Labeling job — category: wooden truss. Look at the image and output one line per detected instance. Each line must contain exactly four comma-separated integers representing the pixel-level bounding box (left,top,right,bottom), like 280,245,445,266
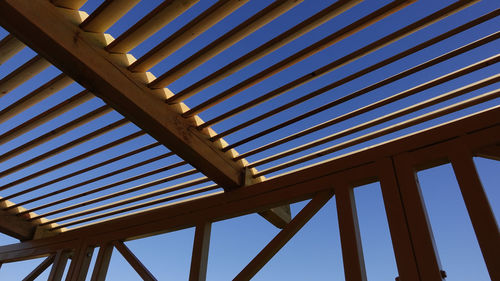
0,0,498,280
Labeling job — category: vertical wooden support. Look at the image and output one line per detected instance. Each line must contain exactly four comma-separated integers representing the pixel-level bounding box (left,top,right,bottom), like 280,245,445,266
22,254,55,281
377,158,421,281
393,153,443,281
335,184,367,281
114,241,157,281
90,243,114,281
65,244,94,281
48,250,70,281
448,140,500,280
233,190,333,281
189,222,212,281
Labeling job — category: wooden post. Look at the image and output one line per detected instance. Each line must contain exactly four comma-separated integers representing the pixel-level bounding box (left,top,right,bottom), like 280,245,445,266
393,153,443,281
90,243,114,281
335,184,367,281
189,222,212,281
377,157,421,281
48,250,70,281
65,243,94,281
448,139,500,280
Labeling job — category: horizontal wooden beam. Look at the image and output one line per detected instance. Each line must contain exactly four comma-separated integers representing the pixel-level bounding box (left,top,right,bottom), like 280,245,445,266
0,101,498,263
476,143,500,161
0,0,244,190
0,207,35,241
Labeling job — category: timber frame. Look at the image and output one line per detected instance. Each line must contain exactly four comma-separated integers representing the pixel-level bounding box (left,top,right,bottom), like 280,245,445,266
0,0,498,280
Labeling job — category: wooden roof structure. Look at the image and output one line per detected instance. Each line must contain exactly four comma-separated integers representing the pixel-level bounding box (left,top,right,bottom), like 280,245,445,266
0,0,498,280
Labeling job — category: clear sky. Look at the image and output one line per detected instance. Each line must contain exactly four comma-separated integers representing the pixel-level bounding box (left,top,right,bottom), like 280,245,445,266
0,0,499,280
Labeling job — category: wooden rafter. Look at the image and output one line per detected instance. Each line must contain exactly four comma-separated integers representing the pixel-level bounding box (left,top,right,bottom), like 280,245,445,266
0,198,64,241
0,0,244,190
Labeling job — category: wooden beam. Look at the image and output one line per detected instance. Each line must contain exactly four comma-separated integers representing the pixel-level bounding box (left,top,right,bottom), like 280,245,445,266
22,254,55,281
335,186,367,281
0,0,243,190
48,250,70,281
0,74,73,126
189,222,211,281
90,243,114,281
65,244,94,281
149,0,303,90
377,158,420,281
0,106,499,263
114,241,157,281
51,0,86,10
105,0,199,54
80,0,141,33
448,140,500,280
0,203,36,241
476,143,500,161
234,190,333,281
0,34,24,65
0,55,50,95
130,0,249,72
393,153,443,281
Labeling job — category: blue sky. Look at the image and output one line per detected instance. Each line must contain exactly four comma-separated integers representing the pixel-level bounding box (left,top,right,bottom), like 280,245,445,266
0,0,498,280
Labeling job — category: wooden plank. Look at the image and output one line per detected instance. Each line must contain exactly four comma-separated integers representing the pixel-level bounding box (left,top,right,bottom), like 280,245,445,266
0,239,79,264
137,0,358,74
0,105,112,167
0,118,127,179
130,0,250,72
80,0,141,33
185,0,414,118
393,153,443,281
192,0,478,121
476,143,500,161
114,241,157,281
189,222,211,281
65,244,94,281
0,74,73,125
0,205,36,241
335,185,367,281
377,158,420,281
0,89,93,145
106,0,199,53
39,176,208,226
150,0,303,90
52,185,219,231
233,190,333,281
51,0,86,10
252,88,500,176
0,106,498,262
48,250,70,281
12,152,175,214
217,30,500,144
448,140,500,280
244,54,500,166
1,131,147,203
90,243,113,281
22,254,55,281
0,55,50,95
0,34,24,65
0,0,244,190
